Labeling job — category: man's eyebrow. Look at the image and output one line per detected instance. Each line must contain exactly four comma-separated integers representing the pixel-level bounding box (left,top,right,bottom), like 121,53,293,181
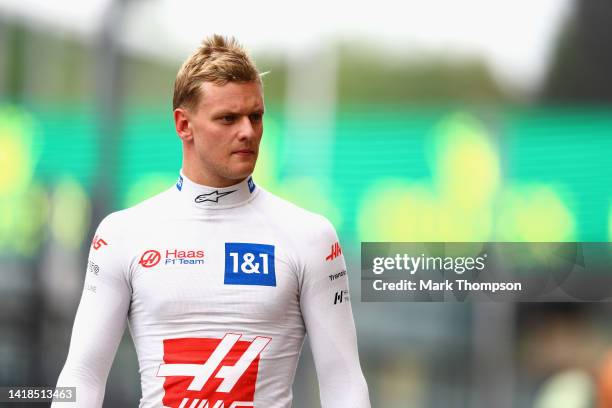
213,108,265,116
213,110,239,116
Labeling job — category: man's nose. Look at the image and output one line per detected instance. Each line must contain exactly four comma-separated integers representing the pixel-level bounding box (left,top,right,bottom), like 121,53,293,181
236,116,256,140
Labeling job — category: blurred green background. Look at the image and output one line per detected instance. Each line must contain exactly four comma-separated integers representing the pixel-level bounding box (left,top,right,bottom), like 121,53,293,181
1,0,612,407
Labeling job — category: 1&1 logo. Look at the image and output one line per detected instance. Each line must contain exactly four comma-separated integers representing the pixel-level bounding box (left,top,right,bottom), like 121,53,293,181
224,243,276,287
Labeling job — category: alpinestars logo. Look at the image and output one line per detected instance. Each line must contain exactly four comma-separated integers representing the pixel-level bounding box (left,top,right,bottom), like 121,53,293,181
195,190,236,204
157,334,271,408
325,242,342,261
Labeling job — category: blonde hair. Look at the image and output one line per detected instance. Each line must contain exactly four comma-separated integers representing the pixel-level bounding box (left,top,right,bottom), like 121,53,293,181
173,34,261,110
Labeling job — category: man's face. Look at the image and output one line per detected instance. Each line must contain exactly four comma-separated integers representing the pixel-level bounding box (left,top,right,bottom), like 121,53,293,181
184,81,264,186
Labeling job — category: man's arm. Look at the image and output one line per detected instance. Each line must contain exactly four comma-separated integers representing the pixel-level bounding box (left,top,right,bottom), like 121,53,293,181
299,217,371,408
52,213,131,407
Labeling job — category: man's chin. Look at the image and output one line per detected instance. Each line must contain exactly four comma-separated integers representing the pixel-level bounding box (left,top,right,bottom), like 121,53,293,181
227,163,256,180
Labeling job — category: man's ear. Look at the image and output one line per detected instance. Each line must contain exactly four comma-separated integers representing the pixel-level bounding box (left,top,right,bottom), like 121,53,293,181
174,108,193,141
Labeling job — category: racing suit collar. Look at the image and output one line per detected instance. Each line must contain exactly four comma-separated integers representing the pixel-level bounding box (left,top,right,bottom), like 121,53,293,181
175,169,257,209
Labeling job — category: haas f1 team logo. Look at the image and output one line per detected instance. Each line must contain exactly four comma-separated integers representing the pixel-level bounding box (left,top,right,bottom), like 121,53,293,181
157,334,271,408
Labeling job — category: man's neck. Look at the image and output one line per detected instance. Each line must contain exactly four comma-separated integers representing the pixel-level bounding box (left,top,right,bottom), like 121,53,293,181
181,165,245,188
175,169,257,209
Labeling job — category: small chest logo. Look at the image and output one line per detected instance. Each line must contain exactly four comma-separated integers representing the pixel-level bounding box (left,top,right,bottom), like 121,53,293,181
224,243,276,287
138,249,205,268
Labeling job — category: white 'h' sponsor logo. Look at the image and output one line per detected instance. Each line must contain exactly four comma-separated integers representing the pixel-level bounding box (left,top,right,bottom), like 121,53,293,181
157,333,271,393
177,399,254,408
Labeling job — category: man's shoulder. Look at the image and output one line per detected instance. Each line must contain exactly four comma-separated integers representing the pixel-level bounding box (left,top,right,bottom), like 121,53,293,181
96,187,175,231
255,188,337,238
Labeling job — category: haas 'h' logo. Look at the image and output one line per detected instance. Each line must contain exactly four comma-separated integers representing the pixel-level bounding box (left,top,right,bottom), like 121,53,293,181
157,334,271,408
325,242,342,261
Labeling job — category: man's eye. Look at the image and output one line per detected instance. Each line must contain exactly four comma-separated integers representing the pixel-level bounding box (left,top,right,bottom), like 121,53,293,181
249,113,262,123
221,115,236,123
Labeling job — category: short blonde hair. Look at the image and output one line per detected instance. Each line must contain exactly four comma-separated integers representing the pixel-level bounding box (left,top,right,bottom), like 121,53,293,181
173,34,261,110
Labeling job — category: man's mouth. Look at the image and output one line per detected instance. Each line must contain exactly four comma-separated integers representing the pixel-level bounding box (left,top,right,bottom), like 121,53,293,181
232,149,255,155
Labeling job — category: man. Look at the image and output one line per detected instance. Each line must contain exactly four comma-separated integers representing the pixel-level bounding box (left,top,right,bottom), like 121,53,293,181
54,35,370,408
